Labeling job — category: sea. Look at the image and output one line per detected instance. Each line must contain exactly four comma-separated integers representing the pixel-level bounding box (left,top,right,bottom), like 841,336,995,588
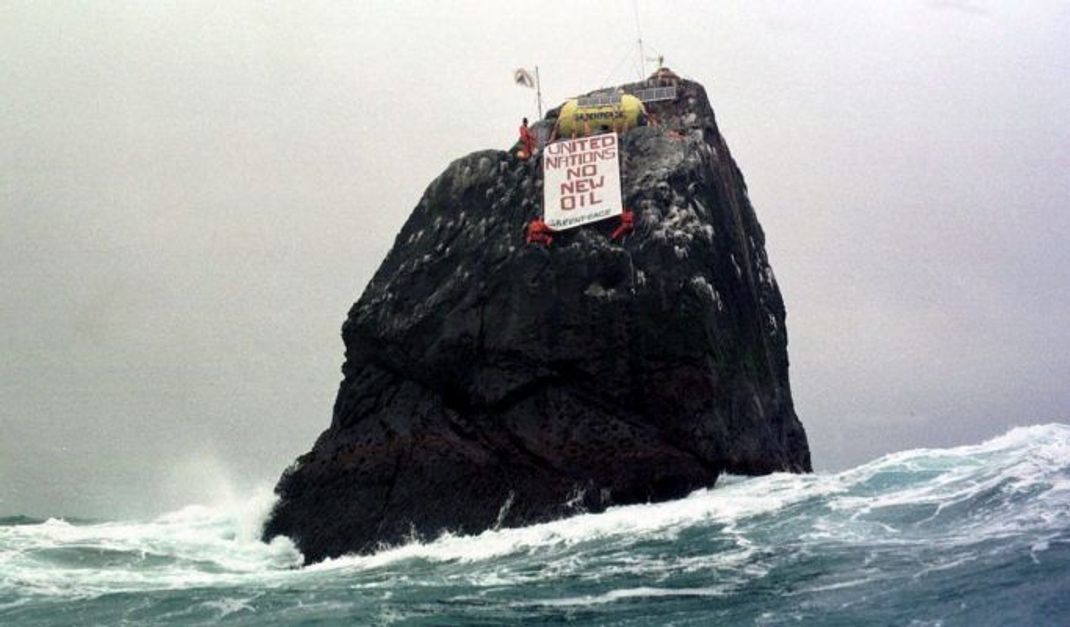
2,424,1068,626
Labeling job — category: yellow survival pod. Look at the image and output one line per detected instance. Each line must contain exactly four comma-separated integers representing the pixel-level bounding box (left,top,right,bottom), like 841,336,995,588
556,93,648,138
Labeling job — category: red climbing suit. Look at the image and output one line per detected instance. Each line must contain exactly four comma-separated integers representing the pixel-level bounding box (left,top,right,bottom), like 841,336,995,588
526,218,553,246
611,209,635,241
519,123,536,157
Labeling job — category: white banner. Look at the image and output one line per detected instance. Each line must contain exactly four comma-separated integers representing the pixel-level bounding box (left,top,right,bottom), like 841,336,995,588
542,132,622,231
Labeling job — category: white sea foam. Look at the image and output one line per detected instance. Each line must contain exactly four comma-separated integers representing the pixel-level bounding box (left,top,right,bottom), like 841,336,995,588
528,585,727,607
2,424,1068,603
313,424,1070,575
308,474,825,575
0,486,301,598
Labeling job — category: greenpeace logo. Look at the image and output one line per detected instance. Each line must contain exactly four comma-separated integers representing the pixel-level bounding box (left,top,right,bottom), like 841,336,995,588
547,208,615,229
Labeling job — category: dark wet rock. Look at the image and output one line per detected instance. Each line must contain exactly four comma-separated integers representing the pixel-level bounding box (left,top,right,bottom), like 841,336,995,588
263,77,811,563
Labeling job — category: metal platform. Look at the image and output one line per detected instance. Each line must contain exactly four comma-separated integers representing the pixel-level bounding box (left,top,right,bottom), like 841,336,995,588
577,91,624,108
629,85,677,103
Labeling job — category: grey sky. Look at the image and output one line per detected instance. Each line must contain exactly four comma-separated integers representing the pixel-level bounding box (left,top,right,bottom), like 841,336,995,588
2,1,1068,519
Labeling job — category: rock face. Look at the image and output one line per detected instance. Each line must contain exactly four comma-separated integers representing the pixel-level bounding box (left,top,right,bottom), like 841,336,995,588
263,77,811,563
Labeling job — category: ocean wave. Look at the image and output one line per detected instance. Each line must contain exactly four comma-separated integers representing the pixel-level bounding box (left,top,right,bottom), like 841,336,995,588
0,516,46,527
312,423,1070,571
2,424,1068,624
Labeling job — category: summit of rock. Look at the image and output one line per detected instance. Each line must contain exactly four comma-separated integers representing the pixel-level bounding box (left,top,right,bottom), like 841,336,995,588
263,76,811,563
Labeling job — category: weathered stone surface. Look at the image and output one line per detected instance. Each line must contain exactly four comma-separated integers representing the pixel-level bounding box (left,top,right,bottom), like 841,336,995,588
263,78,811,563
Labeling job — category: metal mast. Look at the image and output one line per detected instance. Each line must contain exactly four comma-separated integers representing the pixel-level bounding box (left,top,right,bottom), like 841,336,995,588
633,0,645,78
535,65,543,119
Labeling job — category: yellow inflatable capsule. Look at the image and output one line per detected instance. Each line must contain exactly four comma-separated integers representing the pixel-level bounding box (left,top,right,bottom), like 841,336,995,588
556,93,647,138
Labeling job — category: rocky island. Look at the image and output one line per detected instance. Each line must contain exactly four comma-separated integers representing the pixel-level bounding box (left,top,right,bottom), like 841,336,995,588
263,73,811,563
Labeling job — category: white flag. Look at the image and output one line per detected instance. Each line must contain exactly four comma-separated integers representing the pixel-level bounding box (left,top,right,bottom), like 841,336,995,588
513,68,535,89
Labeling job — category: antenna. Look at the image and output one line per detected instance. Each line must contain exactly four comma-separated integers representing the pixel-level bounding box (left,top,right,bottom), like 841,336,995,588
633,0,645,78
535,66,543,119
645,43,665,70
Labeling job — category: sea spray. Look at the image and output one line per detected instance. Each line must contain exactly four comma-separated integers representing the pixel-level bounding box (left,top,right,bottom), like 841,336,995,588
0,486,301,600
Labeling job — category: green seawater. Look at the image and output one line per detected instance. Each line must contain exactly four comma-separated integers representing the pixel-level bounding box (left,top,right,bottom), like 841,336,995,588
3,424,1069,625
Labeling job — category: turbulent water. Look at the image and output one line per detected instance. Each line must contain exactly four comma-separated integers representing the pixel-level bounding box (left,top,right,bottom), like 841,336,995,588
3,425,1069,626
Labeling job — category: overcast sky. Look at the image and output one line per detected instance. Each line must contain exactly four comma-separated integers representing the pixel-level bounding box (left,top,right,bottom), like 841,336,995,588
2,1,1068,519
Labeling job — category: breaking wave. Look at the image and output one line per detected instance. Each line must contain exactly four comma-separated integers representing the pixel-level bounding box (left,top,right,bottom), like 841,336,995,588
3,424,1069,624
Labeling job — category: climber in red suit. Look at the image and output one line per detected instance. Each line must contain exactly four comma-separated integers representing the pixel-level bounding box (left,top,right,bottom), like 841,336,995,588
519,117,536,159
611,208,635,241
526,218,553,246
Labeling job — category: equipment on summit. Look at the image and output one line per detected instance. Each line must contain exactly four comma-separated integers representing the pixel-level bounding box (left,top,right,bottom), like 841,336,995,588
522,66,683,241
555,93,647,138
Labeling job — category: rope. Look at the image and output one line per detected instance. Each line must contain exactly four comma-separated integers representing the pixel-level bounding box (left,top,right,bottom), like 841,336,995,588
599,40,637,88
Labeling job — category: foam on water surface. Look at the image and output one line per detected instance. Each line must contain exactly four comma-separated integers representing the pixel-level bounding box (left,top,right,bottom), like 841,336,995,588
2,424,1069,624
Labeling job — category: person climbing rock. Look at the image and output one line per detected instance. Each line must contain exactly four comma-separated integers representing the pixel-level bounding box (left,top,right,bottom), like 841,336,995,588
611,208,635,241
519,117,536,159
526,218,553,246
